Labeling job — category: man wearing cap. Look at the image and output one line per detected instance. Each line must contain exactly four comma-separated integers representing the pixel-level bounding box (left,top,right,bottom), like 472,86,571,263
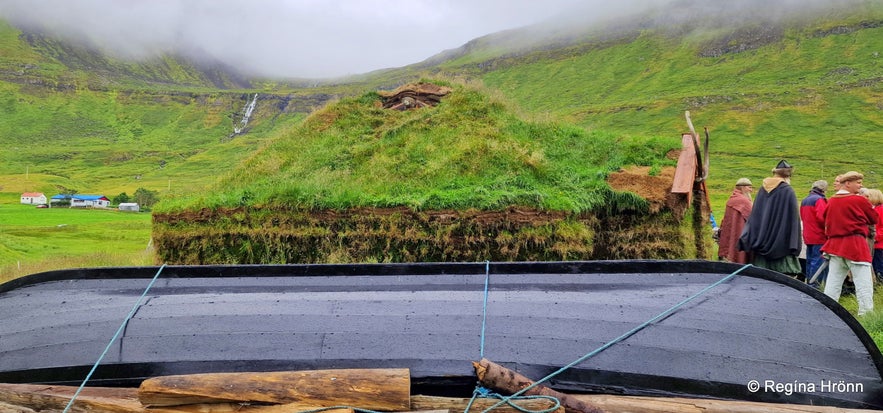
717,178,753,263
822,171,877,316
738,160,803,276
801,180,829,288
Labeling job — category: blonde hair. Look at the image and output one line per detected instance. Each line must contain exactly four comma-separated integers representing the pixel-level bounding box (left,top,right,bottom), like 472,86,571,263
841,171,864,183
867,189,883,206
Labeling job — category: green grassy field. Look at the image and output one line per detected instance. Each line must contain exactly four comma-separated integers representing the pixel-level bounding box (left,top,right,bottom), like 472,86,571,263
0,195,153,283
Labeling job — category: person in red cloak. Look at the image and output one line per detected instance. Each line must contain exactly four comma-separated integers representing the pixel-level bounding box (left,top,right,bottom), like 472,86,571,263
718,178,753,263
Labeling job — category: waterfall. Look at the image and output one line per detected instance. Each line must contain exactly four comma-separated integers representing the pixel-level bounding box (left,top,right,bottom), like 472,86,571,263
234,94,258,134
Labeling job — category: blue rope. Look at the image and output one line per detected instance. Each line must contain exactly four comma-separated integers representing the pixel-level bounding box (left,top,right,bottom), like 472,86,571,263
480,260,490,359
465,385,560,413
479,263,752,413
469,261,561,413
62,264,167,413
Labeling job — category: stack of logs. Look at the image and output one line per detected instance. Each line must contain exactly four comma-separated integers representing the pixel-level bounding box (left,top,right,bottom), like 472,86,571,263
0,359,873,413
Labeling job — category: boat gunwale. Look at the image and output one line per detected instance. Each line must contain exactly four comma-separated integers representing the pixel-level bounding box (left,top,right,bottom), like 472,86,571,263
2,259,882,408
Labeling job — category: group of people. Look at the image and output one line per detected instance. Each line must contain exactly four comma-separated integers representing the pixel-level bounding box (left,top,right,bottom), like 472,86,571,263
716,160,883,316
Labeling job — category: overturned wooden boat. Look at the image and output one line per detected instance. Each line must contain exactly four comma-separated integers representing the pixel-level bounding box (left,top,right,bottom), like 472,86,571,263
1,260,881,409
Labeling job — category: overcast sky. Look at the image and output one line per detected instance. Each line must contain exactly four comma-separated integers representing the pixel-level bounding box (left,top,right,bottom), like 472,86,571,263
0,0,670,79
0,0,860,79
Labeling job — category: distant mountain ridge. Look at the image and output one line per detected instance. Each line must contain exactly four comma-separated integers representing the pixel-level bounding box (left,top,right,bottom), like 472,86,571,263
20,30,255,89
415,0,878,72
0,22,244,90
1,1,878,89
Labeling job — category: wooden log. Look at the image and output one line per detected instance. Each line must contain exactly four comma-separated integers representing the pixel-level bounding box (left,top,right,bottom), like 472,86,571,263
150,403,354,413
411,395,562,413
137,369,410,410
473,359,603,413
0,383,356,413
0,383,142,413
0,400,37,413
572,394,880,413
0,383,879,413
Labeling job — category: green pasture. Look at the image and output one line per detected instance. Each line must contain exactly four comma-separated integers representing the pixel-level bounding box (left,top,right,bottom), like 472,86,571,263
0,195,153,283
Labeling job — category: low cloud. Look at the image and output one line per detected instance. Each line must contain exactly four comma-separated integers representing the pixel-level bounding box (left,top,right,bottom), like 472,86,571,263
0,0,864,79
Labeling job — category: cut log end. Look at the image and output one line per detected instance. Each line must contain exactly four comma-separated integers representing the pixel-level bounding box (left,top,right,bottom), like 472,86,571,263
474,359,604,413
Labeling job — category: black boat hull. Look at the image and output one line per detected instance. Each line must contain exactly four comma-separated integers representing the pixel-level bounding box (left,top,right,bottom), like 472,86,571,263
1,260,881,408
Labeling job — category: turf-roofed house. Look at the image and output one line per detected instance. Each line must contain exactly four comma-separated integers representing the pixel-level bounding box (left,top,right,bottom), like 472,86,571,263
151,81,700,265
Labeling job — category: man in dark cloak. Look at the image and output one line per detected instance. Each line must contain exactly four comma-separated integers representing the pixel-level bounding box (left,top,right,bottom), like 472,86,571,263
738,160,803,276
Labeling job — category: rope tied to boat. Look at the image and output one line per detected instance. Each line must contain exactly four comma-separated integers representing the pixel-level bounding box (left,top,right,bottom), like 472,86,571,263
465,385,561,413
479,260,491,359
62,264,167,413
469,261,563,413
472,263,753,413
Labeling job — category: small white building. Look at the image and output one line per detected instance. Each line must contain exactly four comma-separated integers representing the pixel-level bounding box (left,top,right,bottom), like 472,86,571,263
71,195,110,208
52,194,111,208
118,203,140,212
20,192,47,205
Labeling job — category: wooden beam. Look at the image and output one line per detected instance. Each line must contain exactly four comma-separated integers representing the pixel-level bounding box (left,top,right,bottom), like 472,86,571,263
137,369,410,410
0,382,879,413
411,395,562,413
671,133,698,197
572,394,877,413
0,383,142,413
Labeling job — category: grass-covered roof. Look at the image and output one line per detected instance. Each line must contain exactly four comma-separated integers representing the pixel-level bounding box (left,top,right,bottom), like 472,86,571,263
157,81,679,214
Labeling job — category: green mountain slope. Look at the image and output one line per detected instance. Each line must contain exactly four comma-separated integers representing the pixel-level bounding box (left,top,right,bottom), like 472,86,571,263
0,20,329,197
4,2,881,208
479,18,883,179
430,1,883,209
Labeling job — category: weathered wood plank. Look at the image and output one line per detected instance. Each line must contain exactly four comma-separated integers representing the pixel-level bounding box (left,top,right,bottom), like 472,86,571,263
411,395,560,413
0,400,37,413
0,382,880,413
0,384,356,413
0,383,141,413
572,394,880,413
150,403,354,413
137,369,410,410
671,133,697,196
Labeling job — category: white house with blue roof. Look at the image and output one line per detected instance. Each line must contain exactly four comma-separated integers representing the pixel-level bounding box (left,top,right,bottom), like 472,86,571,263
51,194,111,208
